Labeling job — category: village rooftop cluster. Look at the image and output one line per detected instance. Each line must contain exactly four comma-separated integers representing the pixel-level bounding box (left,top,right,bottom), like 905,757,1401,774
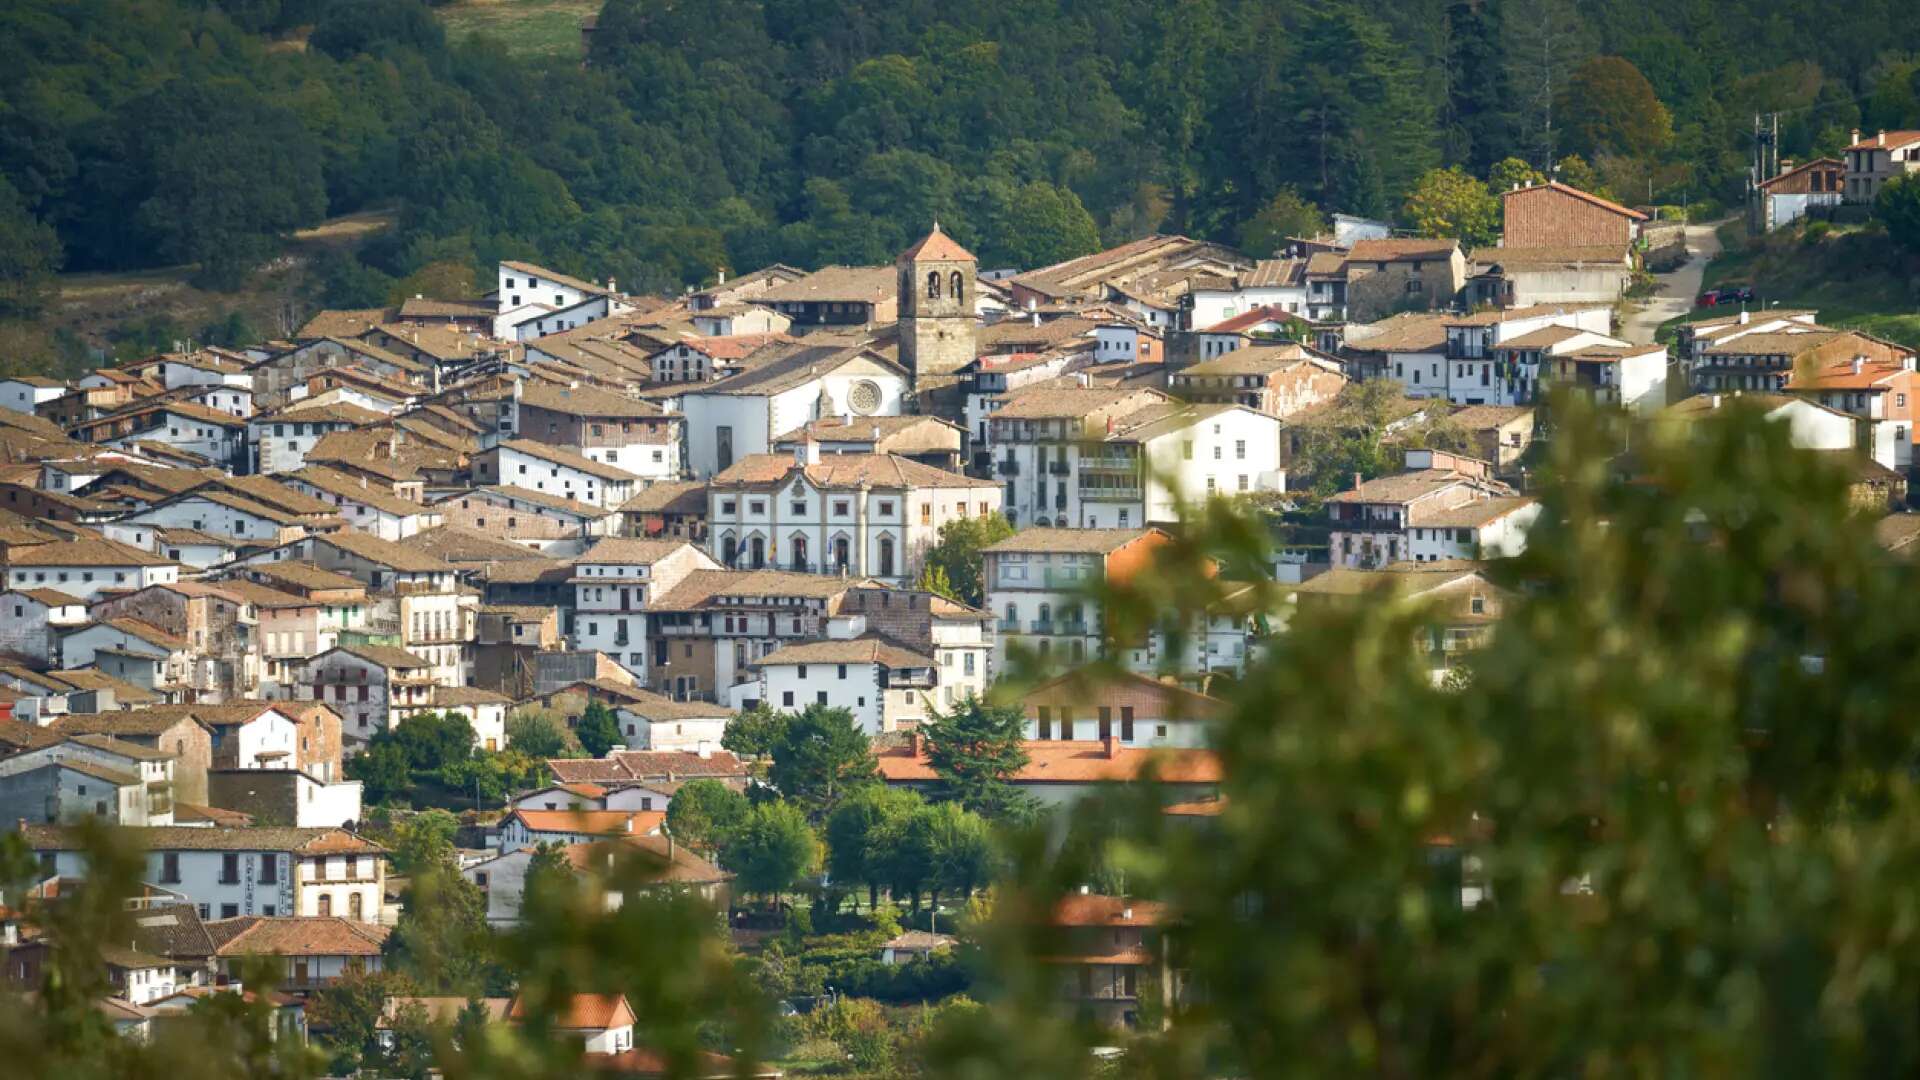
3,165,1919,1068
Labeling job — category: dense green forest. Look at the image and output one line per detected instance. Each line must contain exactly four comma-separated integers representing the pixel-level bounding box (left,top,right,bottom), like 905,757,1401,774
5,0,1920,321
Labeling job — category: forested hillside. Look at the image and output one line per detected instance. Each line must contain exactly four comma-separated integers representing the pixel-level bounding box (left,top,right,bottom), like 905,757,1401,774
4,0,1919,330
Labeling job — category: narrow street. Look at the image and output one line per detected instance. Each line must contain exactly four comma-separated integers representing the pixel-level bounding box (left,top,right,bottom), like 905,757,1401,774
1620,220,1729,345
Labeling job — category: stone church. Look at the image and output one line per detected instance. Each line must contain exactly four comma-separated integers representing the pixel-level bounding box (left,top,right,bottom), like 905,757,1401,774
895,224,978,408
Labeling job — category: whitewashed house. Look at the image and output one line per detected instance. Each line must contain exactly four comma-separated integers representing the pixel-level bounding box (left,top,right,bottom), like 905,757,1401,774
679,345,910,478
754,636,941,735
4,540,178,601
471,439,642,510
293,645,434,747
283,466,441,541
568,538,722,680
988,386,1283,527
706,444,1000,582
0,376,67,414
23,825,387,923
247,402,386,475
0,588,88,666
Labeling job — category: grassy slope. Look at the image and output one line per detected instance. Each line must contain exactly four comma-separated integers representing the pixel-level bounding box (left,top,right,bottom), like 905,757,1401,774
49,208,395,362
1664,219,1920,346
437,0,600,59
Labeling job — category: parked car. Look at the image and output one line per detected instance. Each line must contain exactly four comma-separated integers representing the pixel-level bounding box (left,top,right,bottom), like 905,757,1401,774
1696,290,1722,307
1722,286,1755,304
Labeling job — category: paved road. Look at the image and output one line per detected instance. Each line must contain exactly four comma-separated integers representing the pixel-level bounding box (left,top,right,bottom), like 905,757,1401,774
1620,220,1728,345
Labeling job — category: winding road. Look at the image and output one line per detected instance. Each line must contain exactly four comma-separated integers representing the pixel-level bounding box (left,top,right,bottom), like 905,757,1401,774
1620,220,1728,345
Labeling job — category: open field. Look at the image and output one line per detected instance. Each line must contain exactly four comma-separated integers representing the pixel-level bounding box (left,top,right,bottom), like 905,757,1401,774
438,0,599,58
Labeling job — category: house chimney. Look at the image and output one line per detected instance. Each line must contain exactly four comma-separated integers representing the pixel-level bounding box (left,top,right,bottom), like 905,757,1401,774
1778,158,1794,177
717,269,727,284
1031,310,1040,328
1353,471,1364,491
607,278,617,294
910,730,923,757
1880,131,1889,146
1854,356,1865,376
797,435,820,466
1852,128,1862,146
1122,904,1133,921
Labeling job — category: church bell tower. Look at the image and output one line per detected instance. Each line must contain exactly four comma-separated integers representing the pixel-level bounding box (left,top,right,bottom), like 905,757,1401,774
896,223,978,398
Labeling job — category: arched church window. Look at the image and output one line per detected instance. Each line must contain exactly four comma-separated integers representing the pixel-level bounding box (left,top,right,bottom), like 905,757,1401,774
926,271,941,299
950,270,964,299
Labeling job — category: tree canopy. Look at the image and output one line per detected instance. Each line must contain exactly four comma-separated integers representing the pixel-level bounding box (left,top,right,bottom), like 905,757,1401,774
767,704,879,817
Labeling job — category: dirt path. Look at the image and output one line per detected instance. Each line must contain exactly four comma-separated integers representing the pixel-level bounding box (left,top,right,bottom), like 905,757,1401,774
1620,220,1729,345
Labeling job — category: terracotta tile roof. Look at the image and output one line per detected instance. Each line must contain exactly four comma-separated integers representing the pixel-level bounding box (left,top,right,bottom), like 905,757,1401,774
665,332,792,360
52,757,141,786
772,415,962,452
1343,312,1452,354
1846,131,1920,151
982,526,1162,555
52,711,200,739
335,644,432,670
1049,893,1169,927
698,344,904,397
242,562,366,593
545,749,752,785
501,260,611,297
509,991,636,1031
1325,469,1477,505
1178,345,1326,378
1197,305,1303,334
1502,180,1649,221
1446,404,1535,429
494,439,642,483
1244,257,1307,288
576,537,701,565
619,480,708,515
1443,302,1612,327
712,452,995,491
463,484,613,518
507,808,662,837
755,636,934,669
410,525,545,564
22,824,383,854
208,916,390,958
1407,494,1537,528
297,308,391,339
1785,355,1913,390
515,379,669,420
877,740,1222,785
897,225,975,264
11,587,85,607
646,568,861,611
312,528,454,573
132,903,218,959
1347,238,1460,262
757,265,895,305
67,733,175,761
288,466,431,518
6,537,173,567
172,803,254,826
430,685,511,708
989,385,1165,420
1495,325,1593,350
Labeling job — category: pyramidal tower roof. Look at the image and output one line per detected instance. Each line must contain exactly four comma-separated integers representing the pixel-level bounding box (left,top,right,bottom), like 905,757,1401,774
897,223,975,264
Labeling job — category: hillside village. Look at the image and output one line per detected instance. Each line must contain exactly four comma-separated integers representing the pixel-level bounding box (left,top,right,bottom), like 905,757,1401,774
6,158,1920,1074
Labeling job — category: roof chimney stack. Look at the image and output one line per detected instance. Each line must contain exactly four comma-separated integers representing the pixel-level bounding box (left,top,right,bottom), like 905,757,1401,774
1880,130,1889,146
1852,128,1862,146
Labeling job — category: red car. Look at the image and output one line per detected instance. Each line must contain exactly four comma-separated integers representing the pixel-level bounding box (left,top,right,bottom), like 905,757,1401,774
1698,287,1755,307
